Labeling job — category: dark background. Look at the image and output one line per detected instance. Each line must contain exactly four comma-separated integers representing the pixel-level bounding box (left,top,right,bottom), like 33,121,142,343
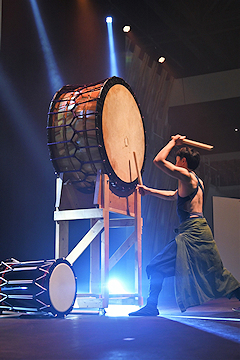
1,0,240,295
0,0,129,293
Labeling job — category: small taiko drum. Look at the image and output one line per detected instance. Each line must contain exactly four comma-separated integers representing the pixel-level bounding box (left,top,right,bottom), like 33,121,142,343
0,258,77,317
47,76,146,196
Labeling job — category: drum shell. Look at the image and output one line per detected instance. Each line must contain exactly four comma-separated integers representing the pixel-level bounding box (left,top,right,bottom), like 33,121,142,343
0,259,77,316
47,82,104,193
47,77,146,196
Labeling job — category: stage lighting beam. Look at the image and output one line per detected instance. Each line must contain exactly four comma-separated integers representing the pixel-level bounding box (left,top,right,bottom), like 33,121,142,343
30,0,63,94
0,63,51,181
106,16,119,77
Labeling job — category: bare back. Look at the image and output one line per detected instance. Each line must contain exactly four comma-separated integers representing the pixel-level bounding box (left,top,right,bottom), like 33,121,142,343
178,172,204,217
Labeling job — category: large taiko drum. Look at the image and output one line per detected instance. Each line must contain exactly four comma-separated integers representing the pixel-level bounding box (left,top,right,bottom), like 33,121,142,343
47,76,146,196
0,258,77,317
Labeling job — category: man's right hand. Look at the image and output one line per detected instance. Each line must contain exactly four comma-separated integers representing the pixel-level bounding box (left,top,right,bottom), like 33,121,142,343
171,134,186,146
137,184,149,196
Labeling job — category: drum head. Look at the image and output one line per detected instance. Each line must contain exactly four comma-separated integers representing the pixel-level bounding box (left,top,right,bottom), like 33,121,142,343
48,260,76,316
97,77,145,196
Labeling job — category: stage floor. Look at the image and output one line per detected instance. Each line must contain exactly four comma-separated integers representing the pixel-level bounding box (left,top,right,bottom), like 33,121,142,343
0,298,239,360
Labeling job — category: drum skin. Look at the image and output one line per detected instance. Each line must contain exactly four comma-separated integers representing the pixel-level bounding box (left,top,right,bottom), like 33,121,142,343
0,258,77,317
47,77,146,196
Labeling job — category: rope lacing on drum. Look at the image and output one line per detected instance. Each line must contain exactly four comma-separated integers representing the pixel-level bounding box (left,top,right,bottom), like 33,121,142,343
35,298,49,310
0,261,13,274
0,277,7,286
0,293,8,303
47,84,105,192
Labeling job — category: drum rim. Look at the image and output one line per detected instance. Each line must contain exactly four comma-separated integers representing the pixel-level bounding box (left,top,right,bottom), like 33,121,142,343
96,76,146,196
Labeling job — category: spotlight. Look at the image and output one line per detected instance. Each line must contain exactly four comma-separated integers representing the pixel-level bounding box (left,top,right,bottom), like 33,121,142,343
106,15,119,76
123,25,131,33
158,56,166,63
106,16,112,23
108,279,127,294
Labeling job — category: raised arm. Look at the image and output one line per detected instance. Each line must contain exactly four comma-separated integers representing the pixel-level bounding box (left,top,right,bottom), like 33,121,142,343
153,135,191,182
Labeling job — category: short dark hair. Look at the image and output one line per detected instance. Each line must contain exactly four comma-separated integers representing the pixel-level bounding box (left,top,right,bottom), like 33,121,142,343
176,147,200,170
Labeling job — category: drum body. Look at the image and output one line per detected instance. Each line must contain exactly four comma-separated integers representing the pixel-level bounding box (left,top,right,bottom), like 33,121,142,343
0,258,77,316
47,76,146,196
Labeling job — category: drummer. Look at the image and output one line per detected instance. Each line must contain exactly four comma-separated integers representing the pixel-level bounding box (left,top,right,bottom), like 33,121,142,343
129,134,240,316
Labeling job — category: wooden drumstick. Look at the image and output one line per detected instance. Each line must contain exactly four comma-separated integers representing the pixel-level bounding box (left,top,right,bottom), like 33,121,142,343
172,137,214,151
133,151,143,185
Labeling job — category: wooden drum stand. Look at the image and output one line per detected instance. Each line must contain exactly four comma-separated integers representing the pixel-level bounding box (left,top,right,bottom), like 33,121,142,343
54,172,143,312
47,76,147,313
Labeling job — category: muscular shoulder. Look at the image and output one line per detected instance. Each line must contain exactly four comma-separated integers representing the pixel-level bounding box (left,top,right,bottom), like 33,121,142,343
189,173,204,193
191,172,204,186
179,172,203,197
